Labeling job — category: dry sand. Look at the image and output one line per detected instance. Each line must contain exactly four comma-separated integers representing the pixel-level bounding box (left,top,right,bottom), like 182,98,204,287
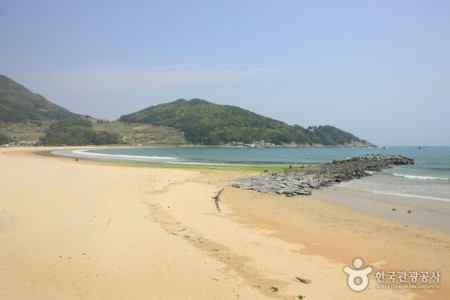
1,147,449,299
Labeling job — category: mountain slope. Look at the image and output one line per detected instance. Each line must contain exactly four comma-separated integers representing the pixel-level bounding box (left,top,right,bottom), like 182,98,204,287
120,98,373,146
0,75,75,123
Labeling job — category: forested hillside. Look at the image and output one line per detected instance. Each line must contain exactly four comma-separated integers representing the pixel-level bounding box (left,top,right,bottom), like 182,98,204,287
120,99,371,146
1,75,373,147
0,75,75,123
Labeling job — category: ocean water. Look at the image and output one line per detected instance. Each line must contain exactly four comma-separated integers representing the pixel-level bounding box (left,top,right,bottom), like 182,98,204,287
53,146,450,202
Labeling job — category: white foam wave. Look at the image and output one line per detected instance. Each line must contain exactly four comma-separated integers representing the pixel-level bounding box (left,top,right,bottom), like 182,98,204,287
73,150,177,161
371,190,450,202
393,173,449,181
341,185,450,202
168,161,249,166
53,150,177,161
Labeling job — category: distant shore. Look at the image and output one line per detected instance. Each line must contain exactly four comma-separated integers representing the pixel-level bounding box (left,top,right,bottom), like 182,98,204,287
1,147,448,299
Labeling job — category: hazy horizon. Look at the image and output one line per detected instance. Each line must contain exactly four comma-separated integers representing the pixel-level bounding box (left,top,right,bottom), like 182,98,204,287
1,1,449,146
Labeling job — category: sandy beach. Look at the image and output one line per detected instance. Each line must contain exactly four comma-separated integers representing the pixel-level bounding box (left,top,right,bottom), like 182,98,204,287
1,147,449,299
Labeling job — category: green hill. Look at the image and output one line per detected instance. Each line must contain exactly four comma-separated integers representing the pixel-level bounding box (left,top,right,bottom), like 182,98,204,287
0,75,75,123
0,75,373,147
0,75,184,145
120,98,373,146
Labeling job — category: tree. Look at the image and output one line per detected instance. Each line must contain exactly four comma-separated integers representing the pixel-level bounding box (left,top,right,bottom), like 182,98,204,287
0,132,10,144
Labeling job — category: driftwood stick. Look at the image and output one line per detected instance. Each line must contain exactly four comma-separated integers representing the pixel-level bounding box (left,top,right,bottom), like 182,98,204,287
212,188,224,212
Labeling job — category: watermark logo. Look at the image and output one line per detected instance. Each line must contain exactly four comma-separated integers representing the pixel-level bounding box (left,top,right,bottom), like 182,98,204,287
344,258,373,292
344,257,441,292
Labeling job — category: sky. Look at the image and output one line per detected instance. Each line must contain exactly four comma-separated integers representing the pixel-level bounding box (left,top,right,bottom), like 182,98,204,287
1,0,449,146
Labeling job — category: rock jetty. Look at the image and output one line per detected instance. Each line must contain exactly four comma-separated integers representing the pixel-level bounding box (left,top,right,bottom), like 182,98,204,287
232,154,414,197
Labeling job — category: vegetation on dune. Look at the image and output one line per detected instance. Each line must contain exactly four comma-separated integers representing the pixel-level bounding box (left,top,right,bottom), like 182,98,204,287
120,99,370,146
41,116,121,146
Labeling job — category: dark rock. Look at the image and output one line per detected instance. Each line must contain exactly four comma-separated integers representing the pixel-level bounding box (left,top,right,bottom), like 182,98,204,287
232,154,413,197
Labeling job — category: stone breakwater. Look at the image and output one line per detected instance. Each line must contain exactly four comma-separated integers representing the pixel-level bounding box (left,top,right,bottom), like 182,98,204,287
232,154,414,197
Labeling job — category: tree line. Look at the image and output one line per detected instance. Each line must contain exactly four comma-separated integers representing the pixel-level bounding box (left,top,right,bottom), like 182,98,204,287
41,116,120,146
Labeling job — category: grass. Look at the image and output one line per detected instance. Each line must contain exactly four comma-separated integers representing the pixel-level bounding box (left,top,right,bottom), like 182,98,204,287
81,159,295,173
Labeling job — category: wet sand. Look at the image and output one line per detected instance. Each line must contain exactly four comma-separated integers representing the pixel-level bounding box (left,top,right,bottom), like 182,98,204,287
0,147,449,299
313,186,450,233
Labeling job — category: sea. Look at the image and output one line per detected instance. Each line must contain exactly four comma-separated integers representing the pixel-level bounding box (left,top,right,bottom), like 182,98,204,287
53,146,450,202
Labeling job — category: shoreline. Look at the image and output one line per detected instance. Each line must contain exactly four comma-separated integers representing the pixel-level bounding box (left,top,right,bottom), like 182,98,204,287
39,149,290,172
1,147,449,299
26,148,450,238
45,145,384,166
313,186,450,234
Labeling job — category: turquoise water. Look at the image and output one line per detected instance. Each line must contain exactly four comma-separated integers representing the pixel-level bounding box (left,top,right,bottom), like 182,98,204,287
54,146,450,202
338,147,450,202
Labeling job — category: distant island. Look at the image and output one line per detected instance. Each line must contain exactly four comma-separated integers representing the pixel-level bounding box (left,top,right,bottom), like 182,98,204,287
1,75,375,147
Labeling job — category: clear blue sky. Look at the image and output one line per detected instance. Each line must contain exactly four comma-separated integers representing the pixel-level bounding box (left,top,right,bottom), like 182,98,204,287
1,0,449,146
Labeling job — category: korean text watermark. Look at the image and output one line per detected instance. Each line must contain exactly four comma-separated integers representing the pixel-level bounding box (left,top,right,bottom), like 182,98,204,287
375,270,441,290
344,257,441,292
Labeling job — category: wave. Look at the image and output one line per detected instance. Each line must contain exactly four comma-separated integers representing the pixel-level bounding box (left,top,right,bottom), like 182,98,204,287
168,161,249,166
53,150,178,161
393,173,449,181
371,190,450,202
341,186,450,203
